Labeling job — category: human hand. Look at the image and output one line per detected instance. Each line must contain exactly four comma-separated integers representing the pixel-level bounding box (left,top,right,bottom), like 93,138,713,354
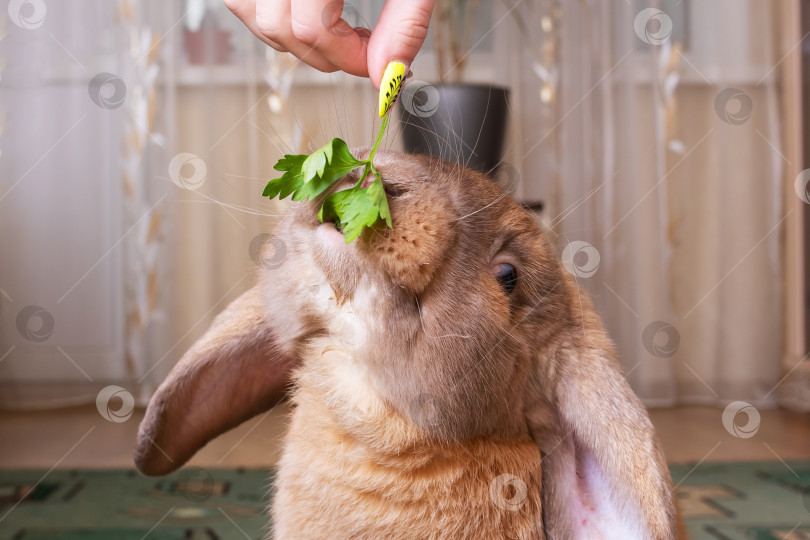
224,0,435,89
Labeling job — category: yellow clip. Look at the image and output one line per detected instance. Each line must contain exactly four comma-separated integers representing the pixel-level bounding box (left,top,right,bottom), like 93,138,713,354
378,61,405,118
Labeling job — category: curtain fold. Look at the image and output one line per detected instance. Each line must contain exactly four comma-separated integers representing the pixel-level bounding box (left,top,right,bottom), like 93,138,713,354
0,0,800,411
0,0,378,408
499,0,789,407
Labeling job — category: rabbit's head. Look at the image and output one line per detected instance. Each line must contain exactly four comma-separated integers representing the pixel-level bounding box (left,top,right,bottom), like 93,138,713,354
275,150,571,443
135,150,679,539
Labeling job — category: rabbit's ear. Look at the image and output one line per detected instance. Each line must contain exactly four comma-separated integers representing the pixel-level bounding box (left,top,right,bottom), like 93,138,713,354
135,285,297,476
526,341,679,539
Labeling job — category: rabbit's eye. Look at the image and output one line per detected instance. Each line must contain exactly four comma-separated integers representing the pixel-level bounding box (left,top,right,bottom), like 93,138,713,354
493,263,517,294
384,184,407,198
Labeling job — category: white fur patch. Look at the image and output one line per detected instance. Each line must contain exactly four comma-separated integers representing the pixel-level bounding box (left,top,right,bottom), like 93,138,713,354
570,451,647,539
319,347,382,414
300,267,386,416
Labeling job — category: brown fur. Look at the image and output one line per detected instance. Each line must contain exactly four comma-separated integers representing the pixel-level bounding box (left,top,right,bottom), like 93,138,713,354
136,151,681,539
273,346,544,539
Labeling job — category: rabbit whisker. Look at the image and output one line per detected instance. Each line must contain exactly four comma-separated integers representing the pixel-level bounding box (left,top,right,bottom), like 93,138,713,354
445,281,561,396
556,231,589,338
454,190,510,222
223,173,271,181
413,296,470,340
181,191,286,218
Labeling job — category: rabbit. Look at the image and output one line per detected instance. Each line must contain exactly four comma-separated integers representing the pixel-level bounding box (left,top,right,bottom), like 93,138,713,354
134,149,684,539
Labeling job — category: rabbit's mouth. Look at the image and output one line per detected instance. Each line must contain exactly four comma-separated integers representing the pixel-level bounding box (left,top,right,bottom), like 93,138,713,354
317,218,346,245
312,173,376,244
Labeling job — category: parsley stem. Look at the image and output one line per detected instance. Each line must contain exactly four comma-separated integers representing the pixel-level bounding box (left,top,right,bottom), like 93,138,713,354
357,114,390,187
369,114,389,163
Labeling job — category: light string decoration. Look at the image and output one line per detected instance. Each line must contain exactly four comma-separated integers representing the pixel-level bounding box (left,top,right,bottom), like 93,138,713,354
118,0,166,389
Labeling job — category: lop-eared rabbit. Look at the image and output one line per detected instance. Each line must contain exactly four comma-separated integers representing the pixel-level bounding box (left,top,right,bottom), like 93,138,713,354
135,150,683,539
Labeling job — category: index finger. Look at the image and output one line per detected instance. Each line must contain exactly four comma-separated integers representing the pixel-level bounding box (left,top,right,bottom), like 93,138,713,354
290,0,370,77
367,0,434,88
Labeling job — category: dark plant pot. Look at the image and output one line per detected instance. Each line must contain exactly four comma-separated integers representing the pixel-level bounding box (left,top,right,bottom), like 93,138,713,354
398,83,510,174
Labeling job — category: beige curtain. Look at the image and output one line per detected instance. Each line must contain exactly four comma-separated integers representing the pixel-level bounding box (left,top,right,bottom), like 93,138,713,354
0,0,379,408
135,2,382,399
498,0,790,407
2,0,800,413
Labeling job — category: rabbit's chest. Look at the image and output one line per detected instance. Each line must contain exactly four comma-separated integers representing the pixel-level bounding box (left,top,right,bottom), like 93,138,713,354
271,347,544,539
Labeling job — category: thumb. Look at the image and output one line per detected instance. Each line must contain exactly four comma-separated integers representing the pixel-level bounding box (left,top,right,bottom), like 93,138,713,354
367,0,435,89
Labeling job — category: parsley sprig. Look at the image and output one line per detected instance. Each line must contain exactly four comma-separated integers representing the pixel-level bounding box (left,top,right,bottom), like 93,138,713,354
261,62,405,243
261,116,392,243
317,116,391,242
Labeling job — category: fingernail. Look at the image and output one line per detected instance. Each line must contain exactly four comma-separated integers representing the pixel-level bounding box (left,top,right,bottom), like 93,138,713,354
378,60,408,118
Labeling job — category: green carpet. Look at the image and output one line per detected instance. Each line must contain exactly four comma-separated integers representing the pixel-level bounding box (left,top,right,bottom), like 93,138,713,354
0,468,272,540
0,462,808,539
670,461,810,539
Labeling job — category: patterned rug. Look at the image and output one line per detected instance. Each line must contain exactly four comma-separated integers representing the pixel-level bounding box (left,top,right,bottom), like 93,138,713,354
0,468,272,540
671,461,810,540
0,462,808,539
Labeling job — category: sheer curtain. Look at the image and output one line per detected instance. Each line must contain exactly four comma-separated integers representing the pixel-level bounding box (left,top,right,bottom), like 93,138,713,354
498,0,793,408
1,1,132,407
0,0,801,411
0,0,378,408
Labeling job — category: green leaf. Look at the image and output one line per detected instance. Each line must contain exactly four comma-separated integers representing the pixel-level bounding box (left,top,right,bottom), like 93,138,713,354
262,120,393,243
320,172,391,243
365,171,392,228
301,140,332,179
262,154,306,199
292,139,366,201
261,138,366,202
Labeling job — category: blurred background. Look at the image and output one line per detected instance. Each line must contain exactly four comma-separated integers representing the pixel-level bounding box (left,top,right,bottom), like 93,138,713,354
0,1,808,539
